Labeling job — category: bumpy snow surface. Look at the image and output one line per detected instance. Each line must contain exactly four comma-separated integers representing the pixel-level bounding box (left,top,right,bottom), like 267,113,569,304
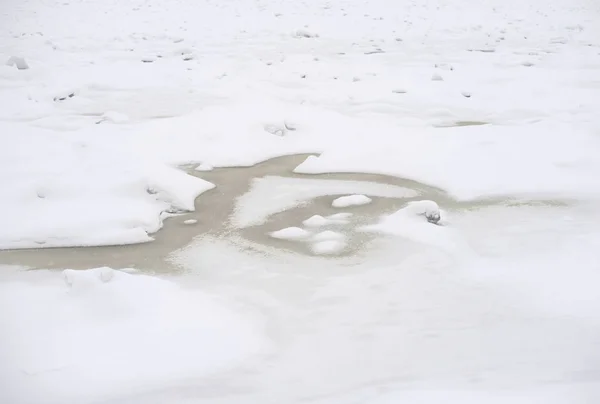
2,0,600,403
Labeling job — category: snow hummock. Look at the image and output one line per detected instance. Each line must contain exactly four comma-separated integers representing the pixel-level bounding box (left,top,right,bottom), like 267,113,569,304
302,215,331,228
269,227,311,240
311,240,346,255
183,219,197,224
404,200,441,224
234,176,417,228
332,194,372,208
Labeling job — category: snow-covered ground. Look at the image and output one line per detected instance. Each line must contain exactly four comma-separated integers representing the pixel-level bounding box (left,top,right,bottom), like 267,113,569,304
1,0,600,402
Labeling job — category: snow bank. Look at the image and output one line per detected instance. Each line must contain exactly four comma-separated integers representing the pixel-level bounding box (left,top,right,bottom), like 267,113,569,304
0,123,214,249
234,176,416,228
0,269,265,403
331,194,372,208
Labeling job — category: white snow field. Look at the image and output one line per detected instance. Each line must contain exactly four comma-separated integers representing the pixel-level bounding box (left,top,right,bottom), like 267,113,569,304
2,0,600,402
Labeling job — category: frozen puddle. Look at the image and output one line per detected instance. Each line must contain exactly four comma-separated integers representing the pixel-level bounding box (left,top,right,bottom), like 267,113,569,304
0,154,507,271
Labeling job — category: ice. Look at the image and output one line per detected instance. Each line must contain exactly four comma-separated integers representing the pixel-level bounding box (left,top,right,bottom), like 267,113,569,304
331,194,372,208
327,213,353,221
269,227,311,241
312,230,345,242
234,176,416,228
310,239,346,255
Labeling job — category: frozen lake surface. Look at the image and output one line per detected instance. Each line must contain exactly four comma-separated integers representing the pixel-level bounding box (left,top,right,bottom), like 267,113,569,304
1,0,600,402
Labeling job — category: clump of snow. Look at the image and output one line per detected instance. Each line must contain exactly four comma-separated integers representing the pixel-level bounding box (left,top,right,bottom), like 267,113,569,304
332,194,372,208
269,227,311,240
311,239,346,255
183,219,197,224
431,73,443,81
194,163,214,172
6,56,29,70
404,200,441,224
312,230,345,242
302,215,331,227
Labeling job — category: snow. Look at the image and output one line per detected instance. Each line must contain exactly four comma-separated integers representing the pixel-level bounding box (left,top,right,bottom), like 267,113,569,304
183,219,197,224
233,176,416,228
269,227,311,241
194,163,214,172
2,0,600,401
362,201,466,254
0,268,266,404
6,56,29,70
310,239,347,255
331,194,372,208
302,215,331,228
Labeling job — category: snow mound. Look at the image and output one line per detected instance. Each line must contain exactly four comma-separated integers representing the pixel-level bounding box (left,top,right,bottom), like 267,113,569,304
183,219,197,224
332,194,372,208
362,200,465,253
302,215,331,228
312,230,345,242
269,227,311,240
311,240,346,255
404,200,441,224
